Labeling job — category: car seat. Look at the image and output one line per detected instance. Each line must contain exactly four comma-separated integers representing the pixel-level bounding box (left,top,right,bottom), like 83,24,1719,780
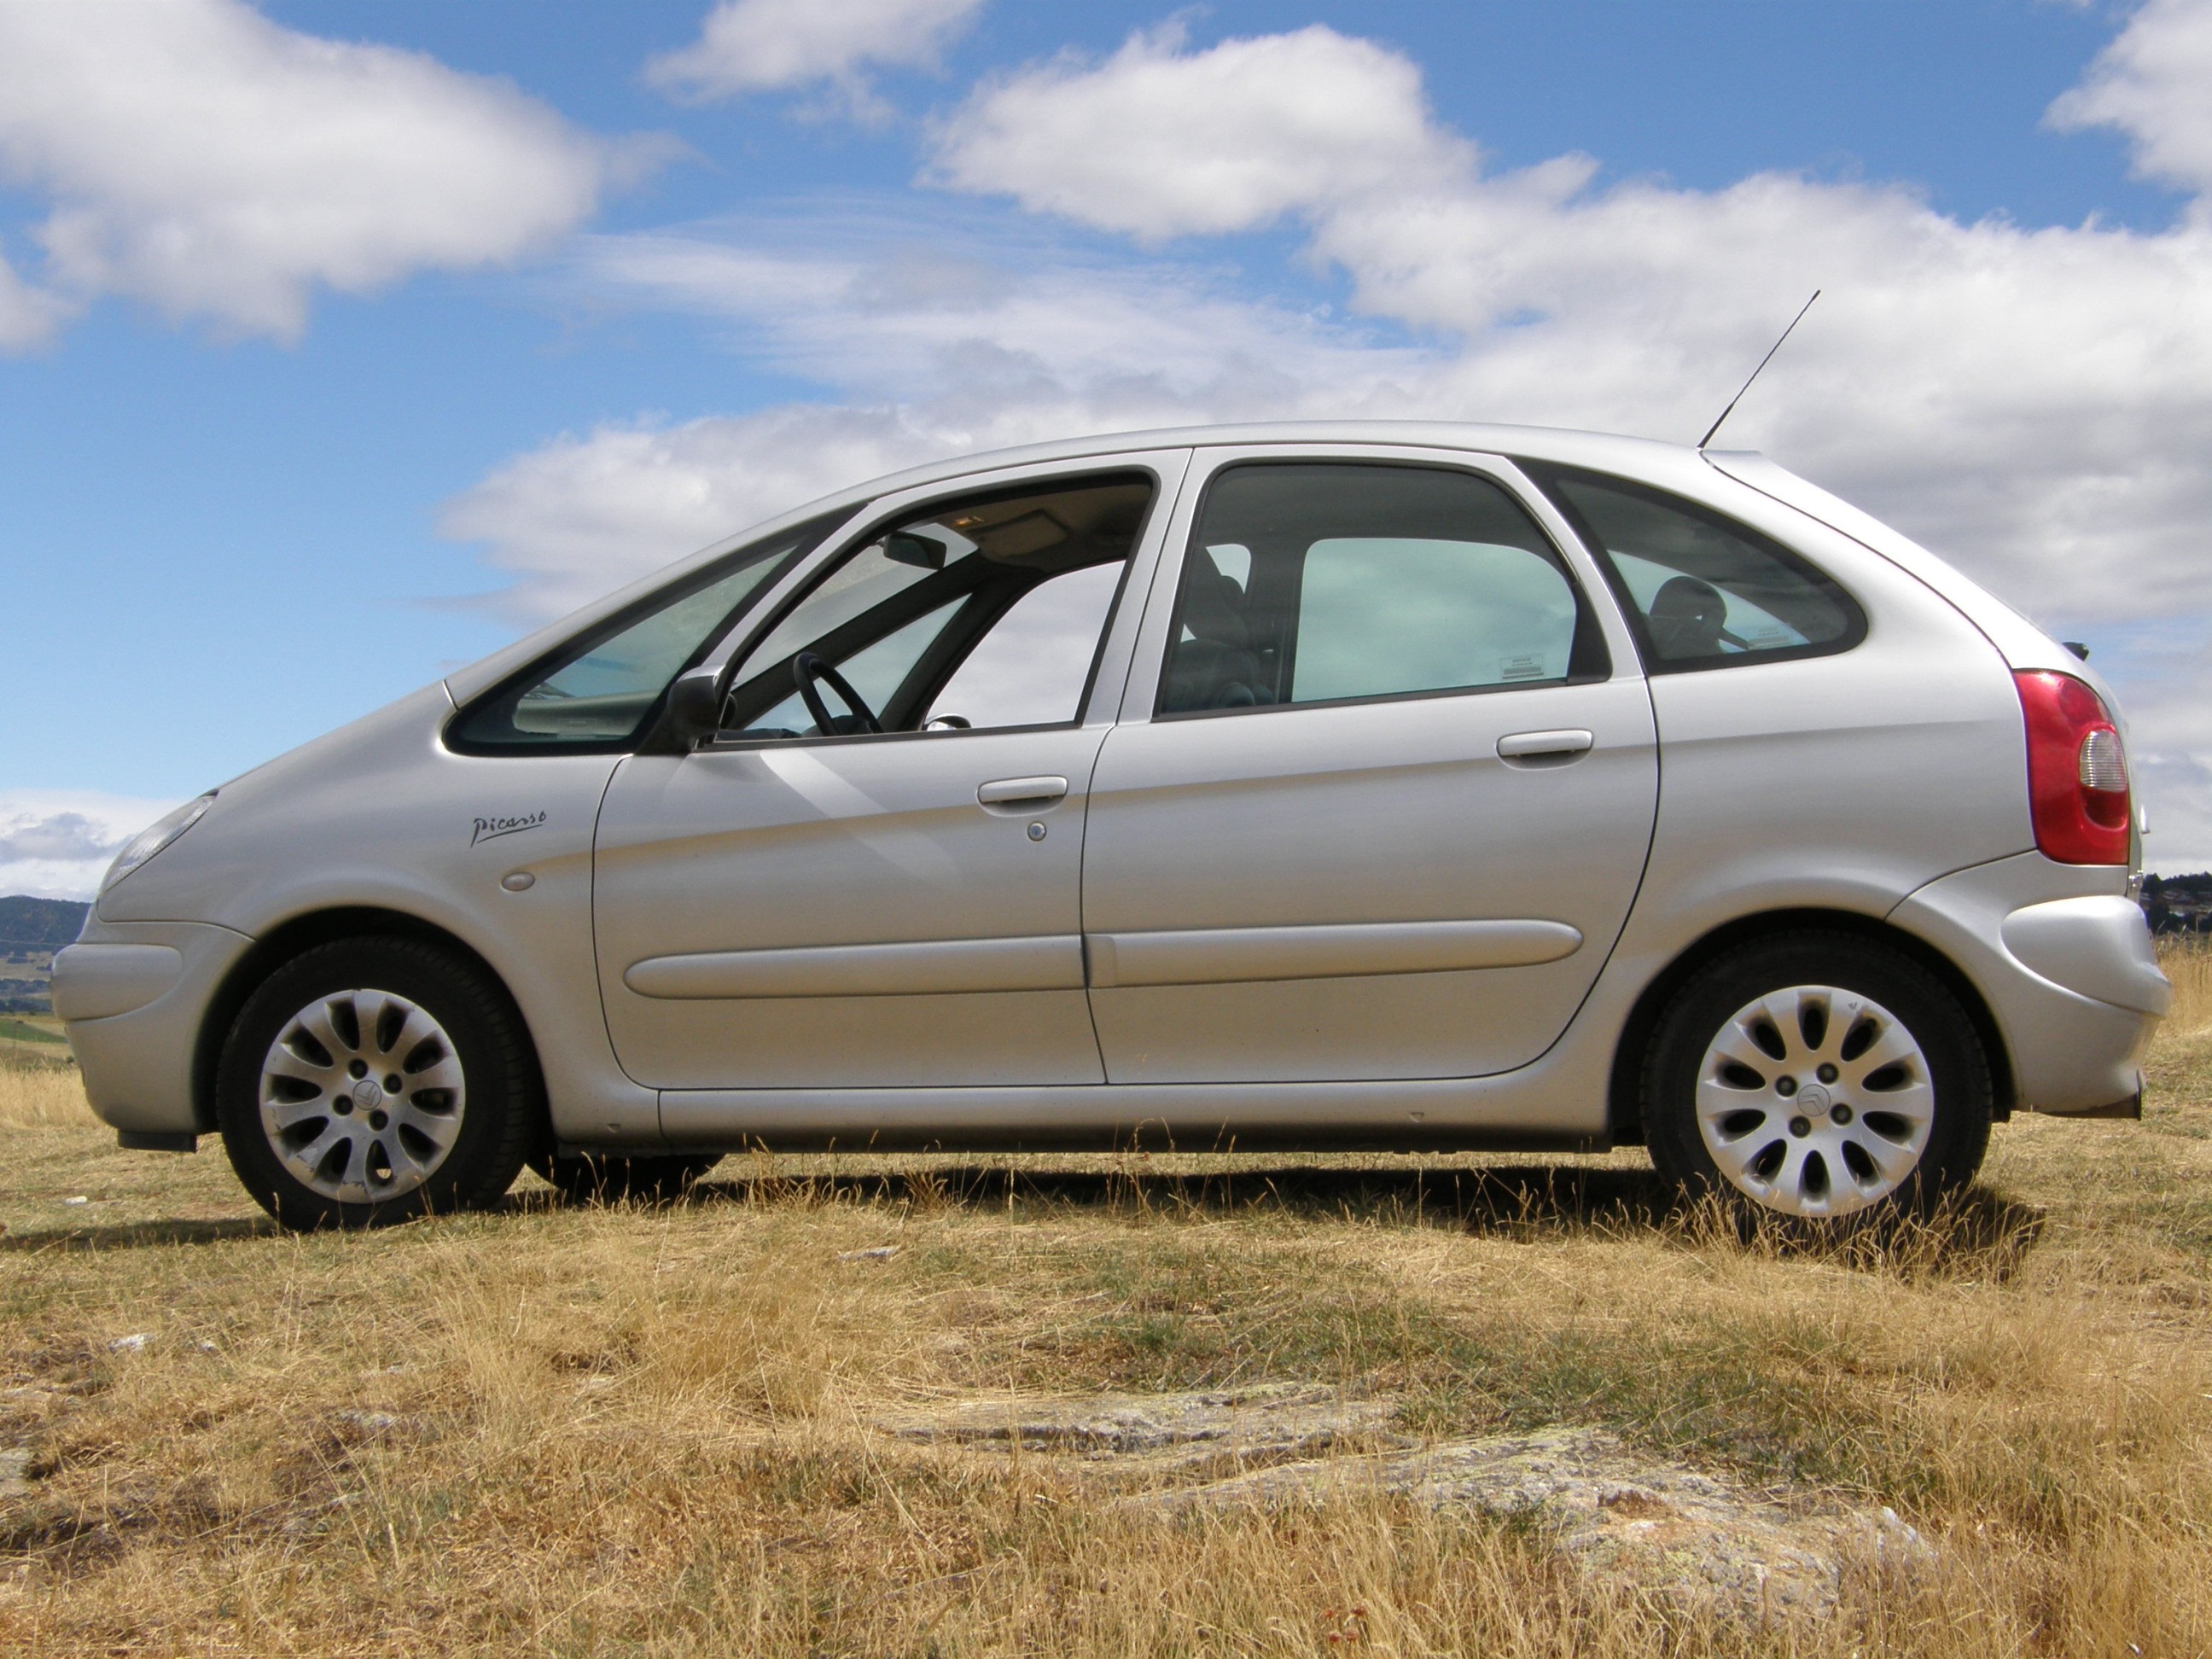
1162,556,1266,710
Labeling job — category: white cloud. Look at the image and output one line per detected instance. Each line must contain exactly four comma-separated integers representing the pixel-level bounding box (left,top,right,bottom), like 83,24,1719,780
0,242,71,349
917,20,2212,629
443,218,1431,619
928,23,1472,239
0,792,185,902
457,11,2212,865
585,224,1429,413
442,405,946,620
2049,0,2212,205
0,0,642,343
647,0,986,112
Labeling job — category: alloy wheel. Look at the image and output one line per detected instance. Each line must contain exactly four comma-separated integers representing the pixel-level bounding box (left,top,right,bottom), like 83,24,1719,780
256,987,467,1204
1694,984,1936,1217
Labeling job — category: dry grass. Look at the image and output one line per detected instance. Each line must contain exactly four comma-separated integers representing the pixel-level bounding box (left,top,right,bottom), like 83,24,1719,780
1,952,2209,1656
2159,935,2212,1035
0,1060,98,1132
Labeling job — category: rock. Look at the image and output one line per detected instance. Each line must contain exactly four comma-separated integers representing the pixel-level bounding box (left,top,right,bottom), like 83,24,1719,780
1138,1423,1935,1620
837,1246,900,1261
108,1333,150,1353
0,1448,31,1499
882,1388,1934,1620
882,1383,1400,1464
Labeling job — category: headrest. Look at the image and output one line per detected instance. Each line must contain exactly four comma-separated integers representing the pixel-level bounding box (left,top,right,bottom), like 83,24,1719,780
1180,554,1250,649
1648,574,1726,656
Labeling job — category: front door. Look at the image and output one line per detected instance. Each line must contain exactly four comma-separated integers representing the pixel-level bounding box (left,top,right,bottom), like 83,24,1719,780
1081,450,1659,1084
594,461,1178,1090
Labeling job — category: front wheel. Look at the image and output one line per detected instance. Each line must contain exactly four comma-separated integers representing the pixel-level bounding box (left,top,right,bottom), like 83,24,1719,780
216,938,541,1231
1643,933,1992,1223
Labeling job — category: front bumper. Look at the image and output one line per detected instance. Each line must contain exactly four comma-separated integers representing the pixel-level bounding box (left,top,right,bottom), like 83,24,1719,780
1891,853,2166,1115
55,919,253,1137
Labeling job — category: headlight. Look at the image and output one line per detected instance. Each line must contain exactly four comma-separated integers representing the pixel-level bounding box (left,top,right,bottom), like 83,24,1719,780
102,794,216,894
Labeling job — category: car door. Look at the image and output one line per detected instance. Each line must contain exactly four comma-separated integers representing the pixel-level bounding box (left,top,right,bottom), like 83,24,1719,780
1081,446,1658,1084
592,453,1185,1090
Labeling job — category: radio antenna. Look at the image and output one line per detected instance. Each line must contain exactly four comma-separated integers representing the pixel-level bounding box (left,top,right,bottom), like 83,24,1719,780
1697,289,1819,451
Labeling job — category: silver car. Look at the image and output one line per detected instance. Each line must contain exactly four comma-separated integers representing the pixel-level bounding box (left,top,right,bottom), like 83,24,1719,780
55,423,2168,1231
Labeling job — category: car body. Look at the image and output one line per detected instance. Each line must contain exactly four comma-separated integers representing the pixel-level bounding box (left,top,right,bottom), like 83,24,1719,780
53,422,2169,1227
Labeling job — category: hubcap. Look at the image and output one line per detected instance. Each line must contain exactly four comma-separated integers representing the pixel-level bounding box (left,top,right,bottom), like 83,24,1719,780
1695,985,1935,1217
257,988,466,1204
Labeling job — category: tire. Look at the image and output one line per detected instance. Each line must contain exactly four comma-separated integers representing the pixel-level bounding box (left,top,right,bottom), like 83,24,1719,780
216,937,542,1231
1643,932,1992,1224
529,1151,722,1204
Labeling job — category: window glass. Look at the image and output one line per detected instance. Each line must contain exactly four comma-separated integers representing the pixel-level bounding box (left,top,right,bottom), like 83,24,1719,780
926,562,1125,730
1295,538,1575,701
1158,463,1598,715
449,515,836,751
1531,467,1862,670
747,600,964,736
719,474,1153,741
738,535,980,678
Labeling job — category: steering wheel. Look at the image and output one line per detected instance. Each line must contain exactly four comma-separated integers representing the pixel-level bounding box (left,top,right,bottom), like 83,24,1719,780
792,651,883,736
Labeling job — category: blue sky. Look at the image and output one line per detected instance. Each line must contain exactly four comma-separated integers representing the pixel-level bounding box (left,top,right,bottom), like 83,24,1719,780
4,0,2212,894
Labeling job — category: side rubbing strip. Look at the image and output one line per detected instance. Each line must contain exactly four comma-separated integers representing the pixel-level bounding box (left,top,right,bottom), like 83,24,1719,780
1086,919,1582,988
626,934,1086,999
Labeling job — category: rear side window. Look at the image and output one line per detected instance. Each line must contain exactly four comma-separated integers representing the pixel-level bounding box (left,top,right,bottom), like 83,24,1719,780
1158,463,1607,715
1526,464,1864,672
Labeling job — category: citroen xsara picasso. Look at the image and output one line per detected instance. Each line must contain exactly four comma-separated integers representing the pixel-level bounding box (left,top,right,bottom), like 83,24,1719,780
54,424,2168,1230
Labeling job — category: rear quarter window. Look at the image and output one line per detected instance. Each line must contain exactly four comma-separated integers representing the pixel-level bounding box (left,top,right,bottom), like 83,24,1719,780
1522,463,1865,672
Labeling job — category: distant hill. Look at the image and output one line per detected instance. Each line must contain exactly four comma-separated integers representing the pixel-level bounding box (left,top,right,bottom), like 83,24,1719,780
0,895,90,952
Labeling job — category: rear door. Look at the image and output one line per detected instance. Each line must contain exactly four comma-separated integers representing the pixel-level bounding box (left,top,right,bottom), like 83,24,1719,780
1081,446,1658,1083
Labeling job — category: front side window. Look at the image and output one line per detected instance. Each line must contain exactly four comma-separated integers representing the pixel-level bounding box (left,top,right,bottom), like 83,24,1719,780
1158,463,1606,716
716,474,1154,740
449,513,842,752
1525,464,1864,672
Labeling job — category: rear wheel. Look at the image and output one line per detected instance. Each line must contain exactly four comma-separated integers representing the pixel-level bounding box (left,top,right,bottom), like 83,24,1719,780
217,938,541,1231
1644,933,1992,1223
530,1151,722,1203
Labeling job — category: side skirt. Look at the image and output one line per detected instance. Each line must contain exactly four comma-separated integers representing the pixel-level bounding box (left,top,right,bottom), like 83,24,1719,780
652,1075,1611,1156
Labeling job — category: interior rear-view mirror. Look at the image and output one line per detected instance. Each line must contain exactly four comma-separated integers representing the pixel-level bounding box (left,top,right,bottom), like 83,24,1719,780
884,531,948,570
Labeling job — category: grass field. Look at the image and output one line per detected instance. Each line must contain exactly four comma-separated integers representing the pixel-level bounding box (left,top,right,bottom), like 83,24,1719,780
0,1016,67,1059
0,952,2208,1655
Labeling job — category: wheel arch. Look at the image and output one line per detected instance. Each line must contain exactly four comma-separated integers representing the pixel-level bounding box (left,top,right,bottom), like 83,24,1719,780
1604,906,2016,1147
189,905,542,1134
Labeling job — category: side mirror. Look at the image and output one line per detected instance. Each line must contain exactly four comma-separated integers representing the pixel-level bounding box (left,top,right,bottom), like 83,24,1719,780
665,666,725,746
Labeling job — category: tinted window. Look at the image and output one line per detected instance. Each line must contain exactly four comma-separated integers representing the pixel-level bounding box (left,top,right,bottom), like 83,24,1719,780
448,515,841,752
1158,463,1604,715
719,474,1152,740
1528,465,1863,671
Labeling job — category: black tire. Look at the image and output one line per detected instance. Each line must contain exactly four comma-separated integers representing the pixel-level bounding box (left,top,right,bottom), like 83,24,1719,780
216,937,542,1231
1643,931,1992,1224
529,1151,722,1204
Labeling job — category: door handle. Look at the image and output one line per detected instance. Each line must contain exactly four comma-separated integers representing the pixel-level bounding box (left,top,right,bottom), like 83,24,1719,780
1497,729,1594,761
977,775,1069,807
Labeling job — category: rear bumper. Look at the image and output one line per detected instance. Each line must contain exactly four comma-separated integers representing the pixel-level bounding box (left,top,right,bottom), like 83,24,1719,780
1890,853,2164,1115
55,920,252,1137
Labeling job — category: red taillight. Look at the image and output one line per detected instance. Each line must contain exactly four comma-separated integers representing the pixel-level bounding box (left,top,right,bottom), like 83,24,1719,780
2015,670,2130,864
